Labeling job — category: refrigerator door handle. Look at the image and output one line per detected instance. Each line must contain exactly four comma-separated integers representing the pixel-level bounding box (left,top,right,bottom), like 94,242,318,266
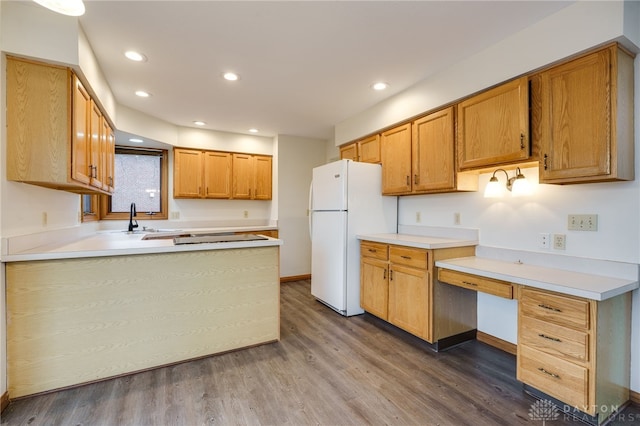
308,182,313,240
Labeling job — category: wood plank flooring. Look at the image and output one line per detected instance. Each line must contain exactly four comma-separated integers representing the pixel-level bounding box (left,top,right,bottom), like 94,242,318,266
2,280,639,425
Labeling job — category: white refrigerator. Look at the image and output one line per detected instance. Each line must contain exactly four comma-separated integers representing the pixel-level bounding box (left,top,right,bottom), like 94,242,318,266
309,159,397,316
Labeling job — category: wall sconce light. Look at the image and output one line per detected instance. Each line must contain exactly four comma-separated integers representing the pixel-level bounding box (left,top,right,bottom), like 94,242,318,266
484,167,532,198
33,0,85,16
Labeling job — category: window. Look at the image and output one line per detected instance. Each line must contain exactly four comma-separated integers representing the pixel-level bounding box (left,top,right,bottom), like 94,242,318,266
81,194,99,222
100,147,169,220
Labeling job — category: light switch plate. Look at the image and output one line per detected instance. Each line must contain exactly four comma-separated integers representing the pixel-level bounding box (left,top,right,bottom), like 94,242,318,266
568,214,598,231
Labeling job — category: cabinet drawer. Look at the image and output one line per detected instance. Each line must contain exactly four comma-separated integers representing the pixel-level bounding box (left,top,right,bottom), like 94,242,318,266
389,246,428,269
520,315,589,362
360,241,388,261
437,269,512,299
518,345,588,410
520,288,590,330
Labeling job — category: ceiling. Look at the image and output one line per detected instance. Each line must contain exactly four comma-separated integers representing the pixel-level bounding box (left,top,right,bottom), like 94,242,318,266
78,1,573,142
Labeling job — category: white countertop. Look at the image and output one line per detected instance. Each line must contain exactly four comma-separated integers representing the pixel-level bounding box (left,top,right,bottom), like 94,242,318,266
357,233,478,249
436,256,638,301
2,228,282,262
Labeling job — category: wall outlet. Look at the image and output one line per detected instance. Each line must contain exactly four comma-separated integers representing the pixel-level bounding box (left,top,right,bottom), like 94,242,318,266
416,212,421,223
170,211,180,220
42,212,48,227
244,210,249,218
568,214,598,231
553,234,566,250
538,233,550,249
454,212,461,225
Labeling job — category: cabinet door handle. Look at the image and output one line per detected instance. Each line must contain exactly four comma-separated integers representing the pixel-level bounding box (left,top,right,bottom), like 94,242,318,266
400,255,411,260
389,270,393,281
414,174,419,185
368,249,377,253
543,154,549,170
538,333,562,342
537,367,560,379
383,269,387,280
520,133,525,149
406,176,410,186
462,280,478,287
538,304,562,313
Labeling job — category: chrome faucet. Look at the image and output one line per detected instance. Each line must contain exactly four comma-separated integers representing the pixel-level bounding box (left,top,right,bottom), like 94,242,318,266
128,202,138,232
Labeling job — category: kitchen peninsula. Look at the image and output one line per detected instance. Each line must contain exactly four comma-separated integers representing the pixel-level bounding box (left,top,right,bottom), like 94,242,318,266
3,229,281,398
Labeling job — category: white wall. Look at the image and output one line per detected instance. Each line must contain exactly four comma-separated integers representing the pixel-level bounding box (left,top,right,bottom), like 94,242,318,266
335,1,640,392
277,135,327,277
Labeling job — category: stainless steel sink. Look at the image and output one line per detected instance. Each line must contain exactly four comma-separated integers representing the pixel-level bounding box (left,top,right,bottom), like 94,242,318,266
173,233,268,245
141,233,192,240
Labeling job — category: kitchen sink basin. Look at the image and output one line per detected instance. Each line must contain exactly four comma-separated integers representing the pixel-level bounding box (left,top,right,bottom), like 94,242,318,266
173,233,268,245
141,233,192,240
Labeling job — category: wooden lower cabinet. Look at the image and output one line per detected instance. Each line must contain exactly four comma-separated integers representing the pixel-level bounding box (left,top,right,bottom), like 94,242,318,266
360,241,476,345
517,287,632,424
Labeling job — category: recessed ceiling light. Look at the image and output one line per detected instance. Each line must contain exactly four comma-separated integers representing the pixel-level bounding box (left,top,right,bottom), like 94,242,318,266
129,138,144,143
33,0,85,16
249,128,259,133
223,72,239,81
193,121,206,126
372,82,389,91
124,51,147,62
135,90,151,98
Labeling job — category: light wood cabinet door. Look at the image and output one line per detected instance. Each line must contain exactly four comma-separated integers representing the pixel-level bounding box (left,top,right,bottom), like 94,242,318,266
358,135,381,163
72,76,92,186
457,77,529,170
89,101,104,190
173,148,203,198
340,143,358,161
203,151,231,198
254,155,273,200
412,107,456,192
388,264,429,340
381,123,412,194
232,153,254,199
102,121,115,192
537,45,634,183
360,257,389,320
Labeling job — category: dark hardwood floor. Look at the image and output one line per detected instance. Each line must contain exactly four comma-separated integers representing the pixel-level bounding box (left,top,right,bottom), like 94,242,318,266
2,280,639,425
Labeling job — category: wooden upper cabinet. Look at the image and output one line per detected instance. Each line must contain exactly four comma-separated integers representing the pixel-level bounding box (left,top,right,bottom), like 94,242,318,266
340,143,358,161
102,120,116,192
173,148,203,198
457,76,530,170
89,101,104,190
381,123,412,194
253,155,273,200
6,56,114,195
174,149,271,200
412,107,456,192
232,153,254,199
358,135,381,163
233,154,272,200
203,151,232,198
536,44,634,184
340,135,381,164
72,76,92,186
379,108,476,195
